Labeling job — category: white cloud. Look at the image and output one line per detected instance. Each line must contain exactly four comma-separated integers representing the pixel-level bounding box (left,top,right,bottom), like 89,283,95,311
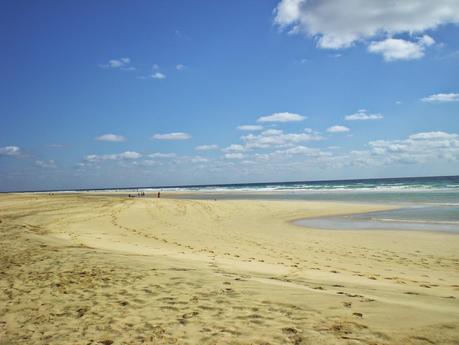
139,71,167,80
276,145,330,157
222,144,246,152
95,134,126,142
100,57,134,70
368,131,459,164
148,153,177,158
274,0,459,49
152,132,191,140
419,34,435,46
151,72,166,80
242,128,322,149
368,36,434,61
327,125,350,133
140,160,161,167
77,130,459,179
345,109,383,121
176,64,186,71
191,156,208,163
409,131,457,140
237,125,264,131
195,144,219,151
0,146,21,157
84,151,142,162
35,160,56,168
262,129,283,135
269,131,459,170
422,93,459,103
118,151,141,159
224,153,244,160
257,112,306,123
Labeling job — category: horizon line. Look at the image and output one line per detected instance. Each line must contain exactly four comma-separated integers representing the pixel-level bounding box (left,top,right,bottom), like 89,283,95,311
2,174,458,194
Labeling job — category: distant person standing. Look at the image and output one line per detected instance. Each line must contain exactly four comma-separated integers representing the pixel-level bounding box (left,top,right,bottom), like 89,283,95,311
157,192,161,198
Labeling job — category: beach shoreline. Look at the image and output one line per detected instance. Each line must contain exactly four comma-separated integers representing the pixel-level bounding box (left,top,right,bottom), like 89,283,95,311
0,193,458,344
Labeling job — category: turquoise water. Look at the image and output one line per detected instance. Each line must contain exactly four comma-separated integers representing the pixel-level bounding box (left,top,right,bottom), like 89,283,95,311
72,175,459,232
145,175,459,204
151,175,458,233
161,176,459,204
294,206,459,233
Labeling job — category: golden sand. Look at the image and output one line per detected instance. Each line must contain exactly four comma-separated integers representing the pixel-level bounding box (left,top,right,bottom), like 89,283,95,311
0,193,458,344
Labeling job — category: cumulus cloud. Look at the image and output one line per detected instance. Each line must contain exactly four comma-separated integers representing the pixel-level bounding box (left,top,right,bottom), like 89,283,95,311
257,112,305,123
368,131,459,164
95,134,126,142
0,146,21,157
422,93,459,103
84,151,142,162
274,0,457,59
368,38,422,61
222,144,246,153
195,144,219,151
75,130,459,178
409,131,457,140
275,145,330,157
274,0,458,48
224,153,244,160
176,64,186,71
345,109,383,121
139,71,167,80
242,128,322,149
190,156,208,163
152,132,191,140
118,151,142,159
151,72,166,79
100,57,134,70
139,160,161,167
368,36,434,61
148,153,177,158
237,125,264,131
35,160,56,168
327,125,350,133
273,131,459,170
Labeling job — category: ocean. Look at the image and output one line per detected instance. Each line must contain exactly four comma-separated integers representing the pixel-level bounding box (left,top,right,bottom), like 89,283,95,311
150,175,459,204
148,175,459,233
74,175,459,233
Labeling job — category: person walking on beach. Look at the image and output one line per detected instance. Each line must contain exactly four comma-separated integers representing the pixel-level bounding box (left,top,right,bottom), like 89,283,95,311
157,192,161,198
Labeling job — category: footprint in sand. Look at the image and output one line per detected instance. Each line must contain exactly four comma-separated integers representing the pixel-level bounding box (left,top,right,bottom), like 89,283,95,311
99,341,114,345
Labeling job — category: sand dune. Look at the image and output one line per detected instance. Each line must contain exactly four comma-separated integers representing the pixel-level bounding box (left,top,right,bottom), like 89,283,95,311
0,193,458,344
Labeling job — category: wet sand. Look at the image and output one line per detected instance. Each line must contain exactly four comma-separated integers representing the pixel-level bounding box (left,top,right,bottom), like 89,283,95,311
0,193,458,344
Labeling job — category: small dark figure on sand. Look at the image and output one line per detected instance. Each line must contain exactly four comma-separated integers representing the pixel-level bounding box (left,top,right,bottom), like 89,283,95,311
157,192,161,198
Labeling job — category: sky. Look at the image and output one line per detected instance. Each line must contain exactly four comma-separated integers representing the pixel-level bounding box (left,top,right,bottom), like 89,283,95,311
1,0,459,191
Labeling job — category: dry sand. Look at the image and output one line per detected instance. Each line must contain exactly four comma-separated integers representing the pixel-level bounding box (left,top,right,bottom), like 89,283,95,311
0,193,458,345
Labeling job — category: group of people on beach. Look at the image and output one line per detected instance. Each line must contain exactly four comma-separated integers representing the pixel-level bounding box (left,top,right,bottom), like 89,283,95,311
127,191,161,198
128,192,146,198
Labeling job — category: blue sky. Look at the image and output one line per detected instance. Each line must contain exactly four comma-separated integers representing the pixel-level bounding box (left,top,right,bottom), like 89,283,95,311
1,0,459,191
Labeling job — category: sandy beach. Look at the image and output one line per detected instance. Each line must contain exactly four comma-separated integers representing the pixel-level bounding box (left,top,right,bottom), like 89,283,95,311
0,193,458,345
